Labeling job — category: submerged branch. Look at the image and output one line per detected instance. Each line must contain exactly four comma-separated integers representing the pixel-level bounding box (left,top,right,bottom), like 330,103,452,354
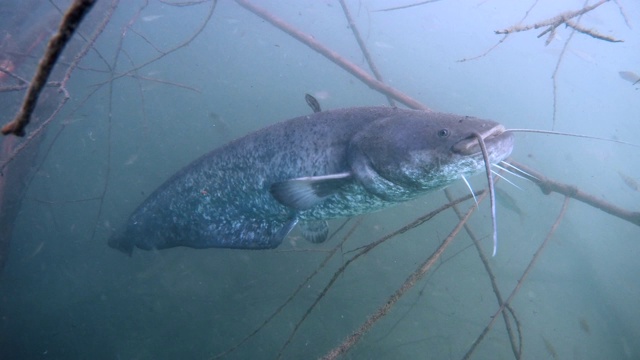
338,0,395,107
100,0,217,85
496,0,606,34
1,0,97,137
495,0,622,44
445,189,522,359
462,196,570,360
278,192,481,358
322,193,487,360
564,20,623,42
214,219,360,359
509,160,640,227
235,0,429,111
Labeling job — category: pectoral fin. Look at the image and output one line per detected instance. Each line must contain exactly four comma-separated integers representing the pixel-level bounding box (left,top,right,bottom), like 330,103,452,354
272,217,299,246
270,172,352,210
299,220,329,244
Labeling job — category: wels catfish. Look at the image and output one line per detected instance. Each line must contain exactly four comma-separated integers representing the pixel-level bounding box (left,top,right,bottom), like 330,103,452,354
108,107,514,254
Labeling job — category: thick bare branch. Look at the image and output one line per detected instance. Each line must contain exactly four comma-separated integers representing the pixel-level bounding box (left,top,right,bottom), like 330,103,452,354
496,0,608,35
509,160,640,227
1,0,97,137
495,0,622,45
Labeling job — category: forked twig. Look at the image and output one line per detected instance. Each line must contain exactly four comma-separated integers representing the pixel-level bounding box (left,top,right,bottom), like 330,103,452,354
277,192,482,358
495,0,619,43
1,0,97,136
322,193,487,360
88,0,217,241
462,196,570,359
0,0,118,173
445,189,522,359
98,0,218,85
212,219,360,359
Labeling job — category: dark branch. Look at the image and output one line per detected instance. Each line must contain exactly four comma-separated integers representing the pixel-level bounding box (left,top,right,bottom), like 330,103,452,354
1,0,97,137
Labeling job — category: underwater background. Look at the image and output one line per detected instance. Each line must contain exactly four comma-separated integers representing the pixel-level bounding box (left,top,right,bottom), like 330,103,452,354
0,0,639,359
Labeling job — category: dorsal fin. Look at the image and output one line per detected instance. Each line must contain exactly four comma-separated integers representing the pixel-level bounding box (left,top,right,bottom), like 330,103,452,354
305,93,321,113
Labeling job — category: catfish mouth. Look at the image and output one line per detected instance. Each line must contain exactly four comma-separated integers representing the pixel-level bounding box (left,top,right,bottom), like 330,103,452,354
452,124,512,156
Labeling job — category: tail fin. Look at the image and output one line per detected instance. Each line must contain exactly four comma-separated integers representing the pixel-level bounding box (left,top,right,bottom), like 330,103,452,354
108,228,134,256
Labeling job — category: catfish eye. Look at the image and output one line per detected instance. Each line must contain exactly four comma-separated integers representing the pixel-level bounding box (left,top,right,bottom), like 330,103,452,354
437,128,450,138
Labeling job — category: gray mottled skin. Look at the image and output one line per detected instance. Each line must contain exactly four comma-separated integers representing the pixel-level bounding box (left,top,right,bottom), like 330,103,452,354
109,107,513,254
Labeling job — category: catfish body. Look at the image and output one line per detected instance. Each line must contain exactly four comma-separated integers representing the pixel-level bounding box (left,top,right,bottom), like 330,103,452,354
108,107,513,254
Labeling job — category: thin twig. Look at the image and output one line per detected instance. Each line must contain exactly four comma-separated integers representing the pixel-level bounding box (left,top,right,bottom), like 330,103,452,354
458,0,540,62
277,192,481,358
121,50,151,137
89,0,217,240
338,0,395,107
235,0,429,111
61,0,118,89
0,94,69,173
0,81,60,93
99,0,217,85
128,74,202,93
550,0,589,130
373,0,443,12
612,0,632,29
159,0,209,6
0,67,30,84
29,196,103,204
212,219,360,359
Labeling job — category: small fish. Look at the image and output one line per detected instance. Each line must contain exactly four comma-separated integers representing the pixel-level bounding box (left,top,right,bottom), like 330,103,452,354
569,48,595,64
141,15,163,22
62,115,86,125
542,335,558,360
617,171,639,191
28,241,45,258
0,58,15,83
209,112,230,133
312,90,330,100
373,41,394,49
124,154,138,166
495,187,524,218
579,317,591,334
305,94,321,113
619,71,640,85
224,17,239,24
